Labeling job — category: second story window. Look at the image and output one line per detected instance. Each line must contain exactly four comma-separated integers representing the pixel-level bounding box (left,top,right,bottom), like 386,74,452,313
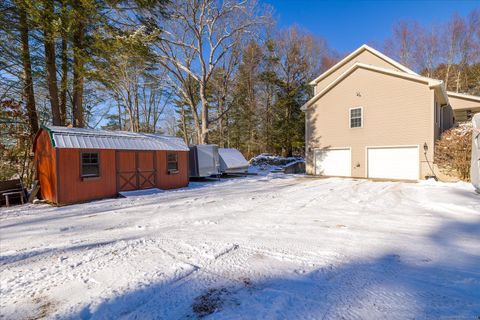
350,107,362,128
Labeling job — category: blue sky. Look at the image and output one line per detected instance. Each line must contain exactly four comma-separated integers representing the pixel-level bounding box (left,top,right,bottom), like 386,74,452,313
264,0,479,54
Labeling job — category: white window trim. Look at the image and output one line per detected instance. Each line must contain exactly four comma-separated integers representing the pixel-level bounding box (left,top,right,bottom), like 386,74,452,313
349,106,363,129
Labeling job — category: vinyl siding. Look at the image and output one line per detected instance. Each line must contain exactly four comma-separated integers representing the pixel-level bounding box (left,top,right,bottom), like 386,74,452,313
433,98,455,140
306,67,435,179
449,95,480,110
448,95,480,123
314,50,404,94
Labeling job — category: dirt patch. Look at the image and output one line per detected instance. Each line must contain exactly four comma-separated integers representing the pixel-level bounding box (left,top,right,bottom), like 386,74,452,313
192,279,254,317
192,287,228,318
240,277,253,288
27,297,55,320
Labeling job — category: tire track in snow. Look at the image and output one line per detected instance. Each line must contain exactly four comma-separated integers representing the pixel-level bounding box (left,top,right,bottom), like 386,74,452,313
97,239,246,319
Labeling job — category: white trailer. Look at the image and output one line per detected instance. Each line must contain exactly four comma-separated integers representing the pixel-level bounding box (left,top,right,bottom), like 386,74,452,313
471,113,480,193
218,148,249,174
189,145,221,178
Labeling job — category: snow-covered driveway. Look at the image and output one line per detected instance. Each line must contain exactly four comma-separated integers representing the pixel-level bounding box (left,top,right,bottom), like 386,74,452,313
1,175,479,319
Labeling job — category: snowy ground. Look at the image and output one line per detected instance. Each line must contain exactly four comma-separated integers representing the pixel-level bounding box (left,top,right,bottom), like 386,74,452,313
1,175,479,319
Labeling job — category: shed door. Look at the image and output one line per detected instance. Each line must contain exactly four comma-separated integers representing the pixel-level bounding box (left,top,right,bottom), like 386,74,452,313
117,151,137,191
367,146,419,180
314,148,351,177
117,151,156,192
137,151,156,189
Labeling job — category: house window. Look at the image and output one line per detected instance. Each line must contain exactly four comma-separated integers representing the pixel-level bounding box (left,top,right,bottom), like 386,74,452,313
167,152,178,172
81,152,99,177
350,107,362,128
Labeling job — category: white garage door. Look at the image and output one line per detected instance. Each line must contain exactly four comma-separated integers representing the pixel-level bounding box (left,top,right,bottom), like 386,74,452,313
367,146,419,180
314,148,351,177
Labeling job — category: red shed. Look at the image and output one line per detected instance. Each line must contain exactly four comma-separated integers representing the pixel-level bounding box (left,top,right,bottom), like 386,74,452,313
33,125,190,205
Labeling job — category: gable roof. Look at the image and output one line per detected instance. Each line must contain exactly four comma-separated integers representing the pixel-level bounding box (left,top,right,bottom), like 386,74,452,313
36,125,189,151
309,44,417,86
447,91,480,103
301,62,446,111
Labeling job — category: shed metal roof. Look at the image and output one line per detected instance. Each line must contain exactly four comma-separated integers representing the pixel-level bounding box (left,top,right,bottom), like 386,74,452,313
42,126,189,151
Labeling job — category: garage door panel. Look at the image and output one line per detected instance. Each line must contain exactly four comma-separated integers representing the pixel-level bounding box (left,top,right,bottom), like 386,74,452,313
315,148,351,177
367,147,419,180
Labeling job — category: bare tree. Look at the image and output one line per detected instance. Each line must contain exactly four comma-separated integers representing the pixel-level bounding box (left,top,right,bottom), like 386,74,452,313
100,57,145,131
94,27,170,133
159,24,203,142
154,0,269,143
208,42,241,147
442,14,465,90
414,25,440,77
384,20,418,69
140,74,172,133
455,10,480,93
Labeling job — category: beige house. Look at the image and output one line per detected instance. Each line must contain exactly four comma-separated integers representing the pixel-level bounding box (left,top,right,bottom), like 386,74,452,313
302,44,480,180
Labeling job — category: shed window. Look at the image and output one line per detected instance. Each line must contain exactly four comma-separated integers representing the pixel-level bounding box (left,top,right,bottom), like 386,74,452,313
81,152,99,177
350,107,362,128
167,152,178,172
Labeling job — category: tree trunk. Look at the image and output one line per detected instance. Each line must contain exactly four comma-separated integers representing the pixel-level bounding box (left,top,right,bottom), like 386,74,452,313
125,91,134,131
265,84,272,153
43,0,61,126
218,95,225,148
117,99,122,130
225,112,230,148
180,105,189,144
284,92,293,157
199,82,209,144
134,86,140,131
186,94,201,145
72,11,85,127
59,0,68,125
444,64,451,90
18,1,39,135
455,70,461,93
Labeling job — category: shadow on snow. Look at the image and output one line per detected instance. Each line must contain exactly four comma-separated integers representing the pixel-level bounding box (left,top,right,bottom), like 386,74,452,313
69,219,480,320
